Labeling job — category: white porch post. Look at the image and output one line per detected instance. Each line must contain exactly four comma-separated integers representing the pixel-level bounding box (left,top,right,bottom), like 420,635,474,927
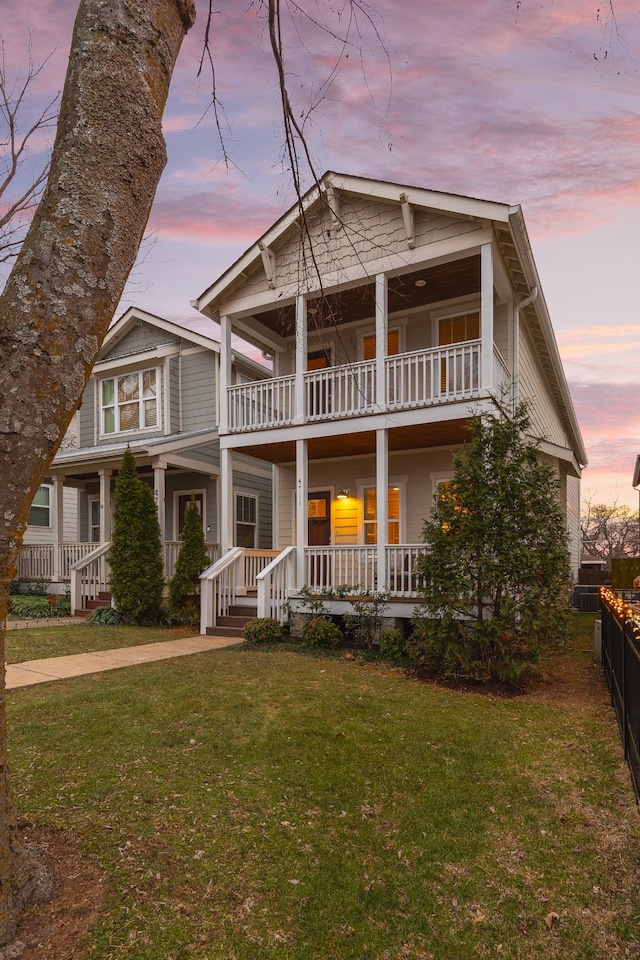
51,475,64,582
219,314,231,433
376,429,388,592
295,438,308,589
375,273,388,410
481,243,494,391
99,469,112,543
153,461,167,543
220,445,234,555
294,295,307,424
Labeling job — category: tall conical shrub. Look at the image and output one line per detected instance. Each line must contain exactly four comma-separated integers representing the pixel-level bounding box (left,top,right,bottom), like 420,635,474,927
108,447,164,622
168,496,210,624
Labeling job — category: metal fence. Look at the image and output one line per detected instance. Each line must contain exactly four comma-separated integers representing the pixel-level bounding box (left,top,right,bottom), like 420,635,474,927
600,587,640,802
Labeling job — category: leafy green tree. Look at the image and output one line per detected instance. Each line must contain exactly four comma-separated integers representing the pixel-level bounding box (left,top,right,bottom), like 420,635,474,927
108,448,164,623
411,403,571,684
168,497,210,624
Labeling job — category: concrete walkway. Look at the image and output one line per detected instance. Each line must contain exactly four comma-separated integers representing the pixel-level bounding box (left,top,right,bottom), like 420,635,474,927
6,635,243,690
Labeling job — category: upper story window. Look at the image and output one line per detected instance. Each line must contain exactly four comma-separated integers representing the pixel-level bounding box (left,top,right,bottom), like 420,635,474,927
28,485,51,527
438,311,479,346
101,368,158,435
362,328,400,360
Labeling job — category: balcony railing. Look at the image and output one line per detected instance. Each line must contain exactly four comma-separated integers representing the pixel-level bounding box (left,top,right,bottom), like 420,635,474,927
227,342,509,433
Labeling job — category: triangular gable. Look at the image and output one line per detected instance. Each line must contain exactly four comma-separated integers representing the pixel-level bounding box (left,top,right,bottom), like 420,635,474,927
101,306,221,362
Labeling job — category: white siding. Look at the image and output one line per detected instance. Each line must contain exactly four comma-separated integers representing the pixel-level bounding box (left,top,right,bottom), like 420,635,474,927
518,323,567,446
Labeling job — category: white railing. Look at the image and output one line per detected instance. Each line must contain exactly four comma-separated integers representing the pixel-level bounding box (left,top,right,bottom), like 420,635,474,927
228,375,295,432
257,546,297,623
304,546,378,594
200,548,281,633
386,545,427,598
17,543,102,582
304,360,376,421
227,341,512,432
164,541,219,580
70,542,111,614
17,544,53,580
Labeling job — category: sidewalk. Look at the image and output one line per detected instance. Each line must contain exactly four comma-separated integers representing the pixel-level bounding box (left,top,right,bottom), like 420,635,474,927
6,635,243,690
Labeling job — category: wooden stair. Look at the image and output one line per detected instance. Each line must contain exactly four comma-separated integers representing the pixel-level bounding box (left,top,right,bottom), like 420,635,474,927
75,591,112,618
206,598,257,638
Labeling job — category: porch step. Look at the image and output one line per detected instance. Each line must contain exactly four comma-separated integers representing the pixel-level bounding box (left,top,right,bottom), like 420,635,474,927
75,591,112,617
206,604,258,639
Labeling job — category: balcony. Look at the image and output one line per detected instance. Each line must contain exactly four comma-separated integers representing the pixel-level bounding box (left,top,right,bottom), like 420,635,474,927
227,342,510,434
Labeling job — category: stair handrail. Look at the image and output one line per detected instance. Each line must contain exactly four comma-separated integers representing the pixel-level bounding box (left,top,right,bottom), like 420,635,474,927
256,546,297,623
200,547,244,634
69,541,111,614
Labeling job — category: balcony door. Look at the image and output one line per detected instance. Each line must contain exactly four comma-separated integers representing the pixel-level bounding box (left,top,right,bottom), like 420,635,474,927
438,311,480,394
307,349,331,417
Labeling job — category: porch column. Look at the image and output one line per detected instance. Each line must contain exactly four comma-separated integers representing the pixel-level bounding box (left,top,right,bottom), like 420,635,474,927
219,314,231,433
153,461,167,544
376,429,388,592
481,243,494,391
295,438,308,589
99,469,112,543
220,445,234,555
51,475,64,582
294,295,307,424
375,273,388,410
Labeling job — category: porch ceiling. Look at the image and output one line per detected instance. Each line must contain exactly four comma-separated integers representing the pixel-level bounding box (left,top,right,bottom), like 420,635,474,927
237,418,472,463
256,256,481,337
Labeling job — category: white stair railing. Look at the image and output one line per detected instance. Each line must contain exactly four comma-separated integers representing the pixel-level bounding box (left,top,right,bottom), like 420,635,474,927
256,546,296,623
70,542,111,613
200,548,282,633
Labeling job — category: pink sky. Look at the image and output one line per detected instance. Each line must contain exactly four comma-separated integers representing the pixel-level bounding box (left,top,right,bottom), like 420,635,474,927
3,0,640,507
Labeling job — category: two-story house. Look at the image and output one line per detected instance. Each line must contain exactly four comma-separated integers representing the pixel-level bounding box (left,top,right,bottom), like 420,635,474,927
193,172,587,632
18,306,274,611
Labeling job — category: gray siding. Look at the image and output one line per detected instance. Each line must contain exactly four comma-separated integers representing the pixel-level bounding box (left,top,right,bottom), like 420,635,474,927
102,323,178,360
181,350,217,431
234,464,273,549
170,357,181,433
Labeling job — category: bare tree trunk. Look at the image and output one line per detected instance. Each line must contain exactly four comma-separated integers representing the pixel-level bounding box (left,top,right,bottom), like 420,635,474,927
0,0,195,943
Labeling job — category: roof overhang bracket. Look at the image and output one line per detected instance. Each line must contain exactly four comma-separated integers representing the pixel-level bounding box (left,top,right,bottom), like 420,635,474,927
258,242,277,289
399,192,415,249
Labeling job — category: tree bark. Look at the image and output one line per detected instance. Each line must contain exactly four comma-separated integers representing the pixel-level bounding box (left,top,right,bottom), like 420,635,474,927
0,0,195,943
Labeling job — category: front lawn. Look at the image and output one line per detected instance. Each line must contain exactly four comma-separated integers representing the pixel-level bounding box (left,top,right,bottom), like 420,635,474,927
7,612,639,959
5,624,197,664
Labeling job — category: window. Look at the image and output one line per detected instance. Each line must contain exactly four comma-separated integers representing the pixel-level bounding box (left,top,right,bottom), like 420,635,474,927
101,368,158,435
89,497,101,542
28,485,51,527
438,311,480,394
236,494,257,548
438,311,480,346
361,328,400,360
363,486,400,545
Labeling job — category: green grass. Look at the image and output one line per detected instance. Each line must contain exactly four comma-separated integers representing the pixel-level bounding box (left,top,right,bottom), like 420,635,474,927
5,624,196,664
6,613,640,959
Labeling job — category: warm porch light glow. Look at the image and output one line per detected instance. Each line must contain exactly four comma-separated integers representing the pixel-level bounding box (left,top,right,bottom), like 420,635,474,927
337,488,351,500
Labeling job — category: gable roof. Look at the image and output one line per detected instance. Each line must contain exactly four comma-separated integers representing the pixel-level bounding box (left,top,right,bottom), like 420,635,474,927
103,306,222,357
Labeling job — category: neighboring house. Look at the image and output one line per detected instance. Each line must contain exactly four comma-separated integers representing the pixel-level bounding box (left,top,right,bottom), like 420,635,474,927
18,307,274,606
193,172,587,631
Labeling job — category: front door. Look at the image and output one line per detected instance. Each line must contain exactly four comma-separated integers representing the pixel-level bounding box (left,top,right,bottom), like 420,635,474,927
308,491,331,587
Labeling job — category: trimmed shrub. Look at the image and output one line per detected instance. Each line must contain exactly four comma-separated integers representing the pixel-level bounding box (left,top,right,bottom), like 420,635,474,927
302,616,343,648
243,617,284,644
108,448,165,623
168,497,210,625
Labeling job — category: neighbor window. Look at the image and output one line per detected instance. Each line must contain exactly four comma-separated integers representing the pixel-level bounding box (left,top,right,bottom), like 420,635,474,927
101,368,158,435
236,494,257,548
363,486,400,544
28,485,51,527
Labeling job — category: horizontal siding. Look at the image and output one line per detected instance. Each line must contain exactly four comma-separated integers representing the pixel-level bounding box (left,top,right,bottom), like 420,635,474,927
170,357,181,433
181,350,217,431
518,323,567,446
234,467,273,549
102,323,178,360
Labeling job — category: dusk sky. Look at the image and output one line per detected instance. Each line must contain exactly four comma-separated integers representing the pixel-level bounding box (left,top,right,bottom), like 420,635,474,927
3,0,640,507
